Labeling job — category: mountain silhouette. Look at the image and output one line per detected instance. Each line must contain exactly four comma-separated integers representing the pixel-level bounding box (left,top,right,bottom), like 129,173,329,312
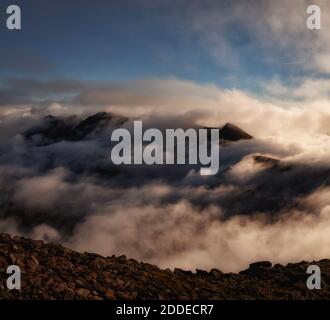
24,112,127,145
219,123,253,141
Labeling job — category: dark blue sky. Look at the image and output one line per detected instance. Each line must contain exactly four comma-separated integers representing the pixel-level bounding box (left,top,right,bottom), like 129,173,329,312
1,1,206,79
0,0,326,94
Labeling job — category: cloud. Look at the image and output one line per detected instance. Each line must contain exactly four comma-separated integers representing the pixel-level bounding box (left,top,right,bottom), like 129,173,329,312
0,76,330,271
64,189,330,272
2,74,330,141
183,0,330,75
13,167,69,212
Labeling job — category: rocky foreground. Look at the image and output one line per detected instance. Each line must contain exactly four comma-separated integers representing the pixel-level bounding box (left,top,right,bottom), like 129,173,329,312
0,233,329,300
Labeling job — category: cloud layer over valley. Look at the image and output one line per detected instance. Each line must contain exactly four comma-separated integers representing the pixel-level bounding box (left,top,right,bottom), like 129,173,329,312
1,77,330,272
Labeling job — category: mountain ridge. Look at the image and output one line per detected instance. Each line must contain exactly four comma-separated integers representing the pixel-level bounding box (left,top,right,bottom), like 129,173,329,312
24,112,254,145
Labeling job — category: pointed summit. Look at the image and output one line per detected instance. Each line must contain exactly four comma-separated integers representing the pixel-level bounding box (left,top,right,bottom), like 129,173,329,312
219,123,253,141
204,123,253,142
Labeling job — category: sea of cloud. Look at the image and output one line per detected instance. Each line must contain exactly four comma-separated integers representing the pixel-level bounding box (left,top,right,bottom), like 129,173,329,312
1,76,330,272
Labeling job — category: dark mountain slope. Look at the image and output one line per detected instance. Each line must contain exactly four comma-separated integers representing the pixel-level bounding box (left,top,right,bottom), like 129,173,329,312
24,112,128,145
220,123,253,141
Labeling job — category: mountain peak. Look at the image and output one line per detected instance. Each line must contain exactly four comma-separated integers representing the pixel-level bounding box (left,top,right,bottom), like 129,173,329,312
204,123,253,142
220,123,253,141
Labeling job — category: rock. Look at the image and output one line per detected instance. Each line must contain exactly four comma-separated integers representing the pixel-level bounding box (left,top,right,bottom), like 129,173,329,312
9,253,16,264
115,278,125,289
174,268,193,276
76,288,91,298
52,282,67,293
116,291,131,299
209,268,223,278
1,233,330,300
117,255,127,263
239,261,272,275
249,261,272,270
75,279,85,287
104,289,116,300
196,269,208,276
27,255,39,272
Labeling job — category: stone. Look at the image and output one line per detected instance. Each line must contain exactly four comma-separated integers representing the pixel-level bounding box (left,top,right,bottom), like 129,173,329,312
209,268,223,278
1,233,330,300
104,289,116,300
76,288,91,298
